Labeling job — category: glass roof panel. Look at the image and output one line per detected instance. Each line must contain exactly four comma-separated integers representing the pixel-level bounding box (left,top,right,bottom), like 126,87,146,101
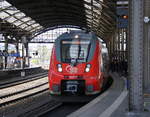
6,16,17,23
84,4,91,10
13,20,23,26
85,10,91,15
32,24,40,28
0,0,43,33
86,14,91,19
19,24,27,28
5,9,18,15
14,12,26,18
25,26,33,31
93,1,101,8
0,11,9,19
84,0,91,3
30,26,43,32
36,26,43,30
87,18,92,22
30,28,36,32
27,20,35,25
0,1,11,8
22,17,31,22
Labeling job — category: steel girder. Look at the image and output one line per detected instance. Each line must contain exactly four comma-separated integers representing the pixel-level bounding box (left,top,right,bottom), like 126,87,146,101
129,0,144,111
4,0,116,40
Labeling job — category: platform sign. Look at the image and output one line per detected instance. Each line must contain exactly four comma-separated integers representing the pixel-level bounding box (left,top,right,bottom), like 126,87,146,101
117,18,128,28
0,51,20,57
117,8,128,15
10,53,20,57
117,8,128,28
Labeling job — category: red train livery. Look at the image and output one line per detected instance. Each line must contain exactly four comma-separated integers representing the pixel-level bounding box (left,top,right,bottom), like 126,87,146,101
48,30,108,97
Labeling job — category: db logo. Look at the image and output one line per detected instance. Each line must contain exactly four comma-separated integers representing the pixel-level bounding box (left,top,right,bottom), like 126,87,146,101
66,65,78,73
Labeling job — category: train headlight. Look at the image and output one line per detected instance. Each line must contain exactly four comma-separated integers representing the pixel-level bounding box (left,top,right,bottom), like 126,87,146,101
57,64,62,72
85,64,91,72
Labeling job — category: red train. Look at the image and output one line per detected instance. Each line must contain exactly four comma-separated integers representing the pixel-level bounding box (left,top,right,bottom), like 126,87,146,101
48,30,109,98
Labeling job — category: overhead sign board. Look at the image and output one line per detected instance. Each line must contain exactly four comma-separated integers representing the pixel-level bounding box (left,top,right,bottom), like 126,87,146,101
117,8,128,28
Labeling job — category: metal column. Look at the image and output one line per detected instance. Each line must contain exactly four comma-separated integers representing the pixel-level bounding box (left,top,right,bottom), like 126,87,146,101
4,35,8,69
21,36,27,69
147,25,150,89
143,23,148,89
144,0,150,91
129,0,144,111
25,42,29,67
15,42,19,54
21,42,25,69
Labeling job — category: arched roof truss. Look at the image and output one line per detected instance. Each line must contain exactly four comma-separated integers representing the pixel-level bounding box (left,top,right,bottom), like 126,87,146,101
0,0,43,40
1,0,116,41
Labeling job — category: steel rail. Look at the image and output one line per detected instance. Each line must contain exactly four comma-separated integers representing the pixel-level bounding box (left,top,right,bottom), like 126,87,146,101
0,71,48,89
0,83,48,107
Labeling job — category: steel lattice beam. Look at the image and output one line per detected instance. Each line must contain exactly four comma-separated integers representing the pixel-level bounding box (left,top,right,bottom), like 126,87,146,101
129,0,144,111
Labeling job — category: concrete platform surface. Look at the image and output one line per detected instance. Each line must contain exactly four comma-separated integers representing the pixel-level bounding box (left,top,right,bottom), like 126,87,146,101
68,73,128,117
68,73,150,117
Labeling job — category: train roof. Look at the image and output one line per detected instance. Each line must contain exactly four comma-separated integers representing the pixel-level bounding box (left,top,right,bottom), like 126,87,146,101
56,30,97,41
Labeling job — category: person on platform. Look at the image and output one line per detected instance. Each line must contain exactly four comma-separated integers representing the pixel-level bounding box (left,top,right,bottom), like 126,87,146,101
0,50,3,69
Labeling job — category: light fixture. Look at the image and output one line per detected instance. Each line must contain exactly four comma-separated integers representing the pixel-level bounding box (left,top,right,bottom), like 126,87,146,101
85,64,91,72
75,35,79,38
57,64,62,72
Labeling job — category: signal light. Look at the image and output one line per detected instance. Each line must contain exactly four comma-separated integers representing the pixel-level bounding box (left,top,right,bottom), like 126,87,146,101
122,15,128,19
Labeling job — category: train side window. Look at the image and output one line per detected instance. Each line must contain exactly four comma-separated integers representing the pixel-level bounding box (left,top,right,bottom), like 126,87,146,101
101,55,104,72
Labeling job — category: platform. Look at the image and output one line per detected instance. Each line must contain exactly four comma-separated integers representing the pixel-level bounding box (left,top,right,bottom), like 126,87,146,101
68,73,150,117
0,66,41,72
0,67,47,88
0,67,42,79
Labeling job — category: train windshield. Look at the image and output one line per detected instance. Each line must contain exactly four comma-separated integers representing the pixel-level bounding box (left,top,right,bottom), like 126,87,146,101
61,39,91,63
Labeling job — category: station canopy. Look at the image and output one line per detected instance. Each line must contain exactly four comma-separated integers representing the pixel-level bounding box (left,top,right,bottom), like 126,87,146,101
0,0,116,41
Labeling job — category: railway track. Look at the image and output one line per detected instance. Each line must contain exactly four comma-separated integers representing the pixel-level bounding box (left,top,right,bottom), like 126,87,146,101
0,75,48,107
19,99,85,117
19,100,62,117
0,74,113,117
36,102,86,117
0,72,48,89
0,77,113,117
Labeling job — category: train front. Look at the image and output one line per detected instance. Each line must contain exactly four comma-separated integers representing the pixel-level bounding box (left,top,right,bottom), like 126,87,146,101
48,31,103,96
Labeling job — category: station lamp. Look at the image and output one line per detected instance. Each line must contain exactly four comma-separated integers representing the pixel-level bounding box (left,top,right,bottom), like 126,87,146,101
75,35,79,39
122,15,128,19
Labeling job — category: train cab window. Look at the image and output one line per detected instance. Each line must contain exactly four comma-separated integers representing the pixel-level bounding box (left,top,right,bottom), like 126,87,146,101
61,39,91,63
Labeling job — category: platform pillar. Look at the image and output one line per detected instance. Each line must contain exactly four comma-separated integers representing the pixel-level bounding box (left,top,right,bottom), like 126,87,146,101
4,35,8,69
143,23,149,89
21,43,25,69
143,0,150,90
21,36,28,69
25,42,29,67
15,42,19,55
129,0,144,111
